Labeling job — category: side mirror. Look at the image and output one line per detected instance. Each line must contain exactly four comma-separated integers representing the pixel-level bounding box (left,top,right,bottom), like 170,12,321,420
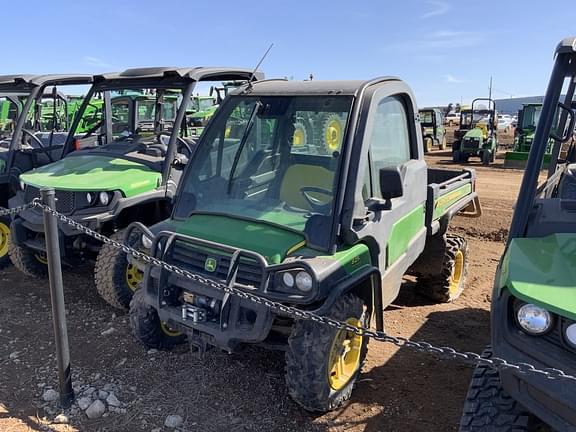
379,167,403,200
551,103,576,143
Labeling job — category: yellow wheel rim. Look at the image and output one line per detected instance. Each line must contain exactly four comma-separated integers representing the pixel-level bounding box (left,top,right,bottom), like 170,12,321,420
34,253,48,265
328,317,363,390
0,221,10,258
449,250,464,295
125,264,143,292
293,126,306,147
324,118,343,152
160,321,182,338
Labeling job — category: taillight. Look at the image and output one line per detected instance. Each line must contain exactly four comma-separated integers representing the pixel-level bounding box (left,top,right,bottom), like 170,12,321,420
74,139,81,151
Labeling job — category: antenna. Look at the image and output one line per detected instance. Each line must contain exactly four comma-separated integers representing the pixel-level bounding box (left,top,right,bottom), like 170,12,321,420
247,43,274,90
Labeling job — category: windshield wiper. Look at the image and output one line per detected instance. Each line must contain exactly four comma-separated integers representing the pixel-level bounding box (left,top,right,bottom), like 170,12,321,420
227,101,263,194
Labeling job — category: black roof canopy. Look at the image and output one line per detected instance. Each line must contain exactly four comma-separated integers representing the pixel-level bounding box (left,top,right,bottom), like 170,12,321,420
0,74,93,93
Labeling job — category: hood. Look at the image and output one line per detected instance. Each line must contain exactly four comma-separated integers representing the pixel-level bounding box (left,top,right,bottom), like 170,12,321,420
168,214,307,264
20,154,161,198
502,233,576,321
464,128,484,139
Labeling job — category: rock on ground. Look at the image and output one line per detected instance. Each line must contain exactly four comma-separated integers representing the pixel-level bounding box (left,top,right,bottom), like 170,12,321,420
42,389,59,402
164,414,184,428
85,400,106,419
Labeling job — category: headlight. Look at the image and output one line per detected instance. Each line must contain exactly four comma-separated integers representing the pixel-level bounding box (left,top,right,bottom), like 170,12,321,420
282,272,295,288
295,271,313,292
516,303,553,335
141,234,153,249
99,191,110,206
86,192,93,204
19,180,26,191
565,323,576,348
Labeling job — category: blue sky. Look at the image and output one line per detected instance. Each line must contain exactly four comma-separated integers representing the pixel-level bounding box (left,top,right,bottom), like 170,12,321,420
3,0,575,106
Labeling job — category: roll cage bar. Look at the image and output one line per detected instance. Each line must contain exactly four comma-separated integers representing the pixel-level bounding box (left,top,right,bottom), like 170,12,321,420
508,37,576,241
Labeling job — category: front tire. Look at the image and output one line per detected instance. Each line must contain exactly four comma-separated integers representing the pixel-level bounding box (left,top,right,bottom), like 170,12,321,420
94,229,142,310
0,215,12,269
417,235,468,303
459,347,547,431
9,242,48,278
439,135,447,150
424,137,433,153
285,294,369,412
129,289,187,350
482,150,491,166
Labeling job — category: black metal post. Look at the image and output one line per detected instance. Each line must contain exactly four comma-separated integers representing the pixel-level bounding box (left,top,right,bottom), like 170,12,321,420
41,188,74,408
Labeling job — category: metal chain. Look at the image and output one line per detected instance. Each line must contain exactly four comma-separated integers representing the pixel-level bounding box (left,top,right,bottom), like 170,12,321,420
0,202,36,217
31,200,576,383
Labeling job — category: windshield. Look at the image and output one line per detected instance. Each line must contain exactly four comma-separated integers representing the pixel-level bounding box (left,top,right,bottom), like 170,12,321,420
419,110,434,125
175,95,354,250
521,105,542,129
461,110,493,128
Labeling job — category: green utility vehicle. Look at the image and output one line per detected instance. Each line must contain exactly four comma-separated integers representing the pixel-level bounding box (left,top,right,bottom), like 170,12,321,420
504,103,558,169
0,94,24,132
9,67,262,309
452,99,499,165
128,77,482,411
187,95,217,138
459,37,576,431
0,74,93,268
419,107,447,152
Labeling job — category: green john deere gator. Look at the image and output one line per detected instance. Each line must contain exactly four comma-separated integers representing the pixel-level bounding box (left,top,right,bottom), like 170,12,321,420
0,74,93,269
187,95,217,138
419,107,447,152
452,98,499,165
9,67,262,309
127,76,482,412
459,36,576,432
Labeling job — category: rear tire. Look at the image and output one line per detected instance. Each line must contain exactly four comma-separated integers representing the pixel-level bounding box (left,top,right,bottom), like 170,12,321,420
417,235,468,303
129,288,187,350
0,215,12,269
285,294,369,412
424,137,433,153
94,229,142,310
9,242,48,278
439,135,447,150
459,347,548,431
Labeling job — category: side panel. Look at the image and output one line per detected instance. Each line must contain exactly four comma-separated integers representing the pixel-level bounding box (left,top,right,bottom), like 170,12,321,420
386,204,425,265
433,183,472,220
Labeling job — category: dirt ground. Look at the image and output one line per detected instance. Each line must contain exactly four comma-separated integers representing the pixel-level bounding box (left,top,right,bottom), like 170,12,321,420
0,138,527,431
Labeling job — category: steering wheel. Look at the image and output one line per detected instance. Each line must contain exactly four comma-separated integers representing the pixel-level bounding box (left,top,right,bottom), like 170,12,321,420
158,132,194,157
21,129,46,149
300,186,333,213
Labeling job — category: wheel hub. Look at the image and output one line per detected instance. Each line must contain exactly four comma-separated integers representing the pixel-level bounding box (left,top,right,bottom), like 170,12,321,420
328,317,363,390
449,250,464,294
0,221,10,258
125,263,143,292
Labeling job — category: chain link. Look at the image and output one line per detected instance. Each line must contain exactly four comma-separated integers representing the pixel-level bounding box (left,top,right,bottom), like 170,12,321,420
28,200,576,383
0,202,36,217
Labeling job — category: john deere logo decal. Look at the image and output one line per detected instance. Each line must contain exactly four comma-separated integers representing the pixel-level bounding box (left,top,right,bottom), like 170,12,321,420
204,257,217,273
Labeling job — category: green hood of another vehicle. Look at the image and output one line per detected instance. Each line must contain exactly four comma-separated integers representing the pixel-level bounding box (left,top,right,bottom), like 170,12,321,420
20,155,161,197
464,128,484,139
500,233,576,320
171,214,307,264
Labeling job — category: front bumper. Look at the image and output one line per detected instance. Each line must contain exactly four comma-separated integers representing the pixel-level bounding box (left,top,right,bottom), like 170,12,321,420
493,290,576,430
140,230,319,352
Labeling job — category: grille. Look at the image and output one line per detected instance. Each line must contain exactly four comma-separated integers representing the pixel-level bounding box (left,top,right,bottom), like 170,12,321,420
170,241,264,288
24,187,76,214
462,138,480,151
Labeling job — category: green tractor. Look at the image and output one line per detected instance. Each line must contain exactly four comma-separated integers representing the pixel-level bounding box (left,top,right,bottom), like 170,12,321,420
459,36,576,431
504,103,560,169
419,107,447,152
0,74,93,269
452,98,499,165
9,67,262,309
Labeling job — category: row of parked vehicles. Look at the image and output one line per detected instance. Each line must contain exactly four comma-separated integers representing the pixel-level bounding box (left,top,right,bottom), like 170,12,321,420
1,37,575,430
